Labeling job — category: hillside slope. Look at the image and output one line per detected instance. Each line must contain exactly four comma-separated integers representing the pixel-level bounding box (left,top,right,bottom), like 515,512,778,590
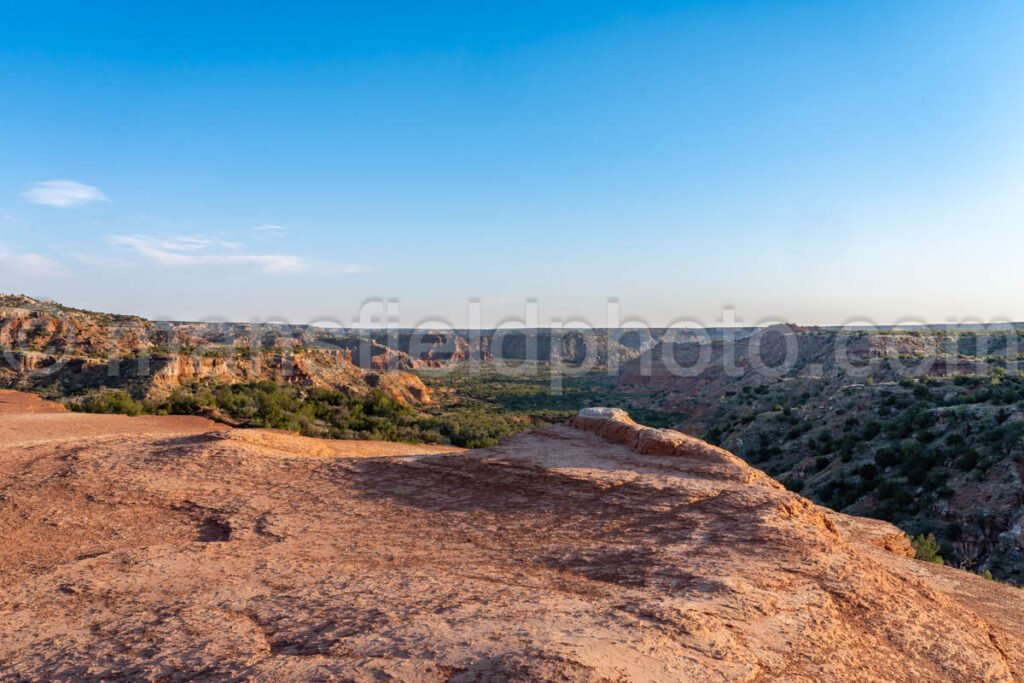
619,327,1024,583
0,393,1021,681
0,294,430,405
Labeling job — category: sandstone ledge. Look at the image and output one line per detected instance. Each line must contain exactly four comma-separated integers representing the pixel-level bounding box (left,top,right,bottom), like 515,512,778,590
570,407,761,467
569,407,919,557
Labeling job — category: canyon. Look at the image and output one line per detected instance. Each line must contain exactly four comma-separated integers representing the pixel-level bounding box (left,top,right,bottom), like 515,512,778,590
4,294,1024,583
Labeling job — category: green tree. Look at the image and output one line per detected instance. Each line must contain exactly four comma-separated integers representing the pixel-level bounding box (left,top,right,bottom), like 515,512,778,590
910,532,944,565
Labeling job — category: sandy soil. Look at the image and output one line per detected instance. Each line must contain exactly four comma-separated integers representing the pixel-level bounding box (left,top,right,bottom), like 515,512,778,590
1,392,1022,681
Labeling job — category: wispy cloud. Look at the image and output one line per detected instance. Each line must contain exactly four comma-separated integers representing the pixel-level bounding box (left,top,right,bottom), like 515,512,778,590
0,243,68,277
108,233,304,274
117,234,243,255
252,224,287,235
21,180,109,208
251,224,288,243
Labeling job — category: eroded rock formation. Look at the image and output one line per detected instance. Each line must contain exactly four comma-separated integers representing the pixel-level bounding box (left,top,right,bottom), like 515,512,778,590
0,395,1021,681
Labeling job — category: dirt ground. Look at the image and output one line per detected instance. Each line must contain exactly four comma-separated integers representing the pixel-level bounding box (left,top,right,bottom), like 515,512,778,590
1,390,1023,681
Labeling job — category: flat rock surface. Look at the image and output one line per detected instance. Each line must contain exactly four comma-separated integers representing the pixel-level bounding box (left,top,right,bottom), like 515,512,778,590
0,392,1022,681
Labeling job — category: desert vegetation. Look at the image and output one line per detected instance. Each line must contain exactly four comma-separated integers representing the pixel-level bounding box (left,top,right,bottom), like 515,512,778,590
68,375,588,448
702,371,1024,584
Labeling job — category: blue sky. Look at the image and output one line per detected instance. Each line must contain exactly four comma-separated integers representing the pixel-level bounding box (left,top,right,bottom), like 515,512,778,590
2,1,1023,326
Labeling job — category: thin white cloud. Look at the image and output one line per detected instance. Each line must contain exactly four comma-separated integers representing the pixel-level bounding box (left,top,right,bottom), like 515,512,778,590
0,243,68,277
21,180,109,208
252,224,287,242
108,233,304,274
123,234,243,254
252,224,286,234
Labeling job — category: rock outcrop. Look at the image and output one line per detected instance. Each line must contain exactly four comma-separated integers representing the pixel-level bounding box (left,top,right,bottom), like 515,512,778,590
0,295,431,405
573,406,754,460
1,394,1022,681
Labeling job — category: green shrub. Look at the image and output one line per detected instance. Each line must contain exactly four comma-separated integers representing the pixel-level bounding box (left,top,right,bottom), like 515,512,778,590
957,449,980,472
874,447,898,468
70,390,145,416
862,421,882,440
910,532,944,564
